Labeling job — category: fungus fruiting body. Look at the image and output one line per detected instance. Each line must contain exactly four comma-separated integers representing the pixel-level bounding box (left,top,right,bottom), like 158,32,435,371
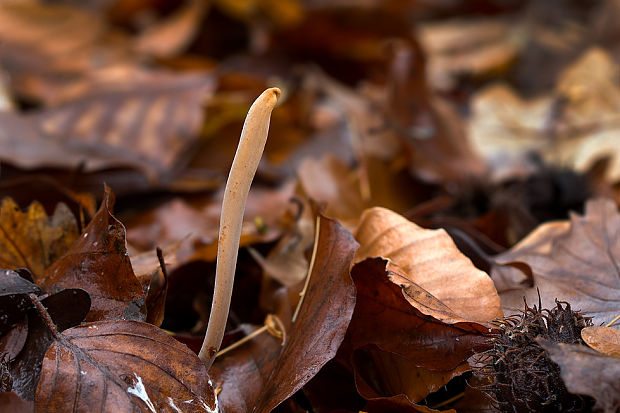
199,88,281,369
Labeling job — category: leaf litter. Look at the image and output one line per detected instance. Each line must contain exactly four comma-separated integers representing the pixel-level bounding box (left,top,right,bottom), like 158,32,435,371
0,1,620,412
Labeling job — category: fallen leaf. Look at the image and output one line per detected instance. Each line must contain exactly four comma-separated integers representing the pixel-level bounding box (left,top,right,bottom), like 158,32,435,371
248,200,314,286
133,0,209,58
581,326,620,358
347,258,494,373
298,155,365,227
211,215,358,412
253,214,359,412
354,207,502,323
540,340,620,413
417,18,517,91
470,47,620,183
0,269,41,335
353,345,470,404
364,394,452,413
0,198,79,277
130,242,180,288
40,185,146,322
10,289,91,400
126,181,295,264
209,325,282,412
0,174,96,221
493,198,620,325
35,320,216,412
0,69,215,183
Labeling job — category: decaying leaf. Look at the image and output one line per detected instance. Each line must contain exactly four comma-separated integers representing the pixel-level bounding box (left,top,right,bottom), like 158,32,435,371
0,198,78,277
493,198,620,325
417,18,518,91
581,326,620,358
133,0,209,58
209,325,282,411
211,215,358,412
40,186,145,322
540,340,620,413
353,346,470,404
35,320,217,412
348,258,494,373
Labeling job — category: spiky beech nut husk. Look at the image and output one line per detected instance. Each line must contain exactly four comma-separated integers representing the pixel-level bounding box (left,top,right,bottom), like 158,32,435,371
477,299,595,413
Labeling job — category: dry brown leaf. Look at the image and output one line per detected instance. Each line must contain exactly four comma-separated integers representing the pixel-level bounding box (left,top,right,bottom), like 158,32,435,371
40,186,145,322
133,0,209,58
0,198,78,278
0,0,119,74
298,155,366,227
493,198,620,325
490,220,570,292
470,47,620,183
353,346,470,404
540,340,620,413
417,18,517,91
581,326,620,358
0,70,214,183
354,207,502,323
127,181,295,264
35,320,217,412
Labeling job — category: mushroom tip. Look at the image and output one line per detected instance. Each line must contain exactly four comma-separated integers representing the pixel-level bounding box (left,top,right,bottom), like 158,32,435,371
268,87,282,99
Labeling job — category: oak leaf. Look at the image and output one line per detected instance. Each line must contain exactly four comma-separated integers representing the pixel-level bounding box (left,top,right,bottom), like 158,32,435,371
0,198,78,277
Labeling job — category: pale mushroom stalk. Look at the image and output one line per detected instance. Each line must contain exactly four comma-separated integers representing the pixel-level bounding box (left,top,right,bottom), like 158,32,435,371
199,87,281,368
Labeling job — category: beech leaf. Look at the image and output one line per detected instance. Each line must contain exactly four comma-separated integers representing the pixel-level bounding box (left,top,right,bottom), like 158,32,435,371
493,198,620,325
40,185,145,322
354,206,502,323
581,326,620,358
35,320,217,412
540,340,620,413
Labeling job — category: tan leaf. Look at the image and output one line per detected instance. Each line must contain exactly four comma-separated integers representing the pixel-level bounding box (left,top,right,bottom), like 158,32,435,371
470,47,620,183
581,326,620,358
133,0,209,58
354,207,502,323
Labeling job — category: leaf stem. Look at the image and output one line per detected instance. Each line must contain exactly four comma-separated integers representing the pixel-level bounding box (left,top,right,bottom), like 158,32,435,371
28,293,59,338
199,88,280,369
